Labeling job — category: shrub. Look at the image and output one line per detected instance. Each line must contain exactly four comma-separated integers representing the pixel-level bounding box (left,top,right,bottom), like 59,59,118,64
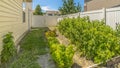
58,17,120,63
50,44,74,68
45,30,56,37
46,31,75,68
1,32,16,64
47,37,59,46
116,23,120,37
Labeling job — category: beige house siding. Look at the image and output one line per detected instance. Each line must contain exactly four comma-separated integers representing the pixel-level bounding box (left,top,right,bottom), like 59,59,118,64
0,0,32,54
84,0,120,11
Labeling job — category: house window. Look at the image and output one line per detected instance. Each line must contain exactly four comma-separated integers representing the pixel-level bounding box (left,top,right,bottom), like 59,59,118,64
23,11,26,22
48,14,53,16
23,1,26,22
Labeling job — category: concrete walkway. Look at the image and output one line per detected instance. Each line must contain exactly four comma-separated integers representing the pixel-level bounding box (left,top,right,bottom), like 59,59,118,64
37,48,56,68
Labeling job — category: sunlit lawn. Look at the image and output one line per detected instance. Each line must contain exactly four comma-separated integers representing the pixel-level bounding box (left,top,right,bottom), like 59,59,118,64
10,28,48,68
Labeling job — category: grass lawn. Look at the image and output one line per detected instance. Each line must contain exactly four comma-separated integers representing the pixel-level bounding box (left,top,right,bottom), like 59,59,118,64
9,28,48,68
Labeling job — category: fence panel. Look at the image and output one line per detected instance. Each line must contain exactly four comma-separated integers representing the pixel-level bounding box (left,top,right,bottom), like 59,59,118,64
58,7,120,29
80,9,104,21
106,7,120,29
32,15,45,27
66,13,80,18
32,7,120,29
32,15,61,27
45,16,60,27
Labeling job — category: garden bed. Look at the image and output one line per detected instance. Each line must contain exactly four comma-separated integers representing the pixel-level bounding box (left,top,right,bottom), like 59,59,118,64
57,17,120,68
45,29,75,68
2,26,119,68
56,30,95,68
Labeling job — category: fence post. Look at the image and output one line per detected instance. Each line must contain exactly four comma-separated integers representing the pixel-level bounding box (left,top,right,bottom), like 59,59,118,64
79,12,80,17
102,8,106,24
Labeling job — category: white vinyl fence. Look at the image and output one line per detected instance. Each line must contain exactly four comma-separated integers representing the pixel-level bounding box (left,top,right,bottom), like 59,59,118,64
60,7,120,29
32,15,61,27
32,7,120,29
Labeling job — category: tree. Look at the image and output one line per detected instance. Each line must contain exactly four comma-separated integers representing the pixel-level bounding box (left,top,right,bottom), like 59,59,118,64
59,0,81,15
76,3,81,12
33,5,43,15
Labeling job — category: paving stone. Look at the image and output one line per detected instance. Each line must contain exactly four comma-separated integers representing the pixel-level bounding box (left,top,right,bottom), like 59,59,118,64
37,52,56,68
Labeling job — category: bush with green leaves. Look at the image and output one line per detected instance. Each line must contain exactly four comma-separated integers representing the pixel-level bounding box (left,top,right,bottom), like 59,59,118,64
58,17,120,63
45,30,56,37
116,23,120,37
1,32,16,64
46,33,75,68
47,37,59,46
50,44,74,68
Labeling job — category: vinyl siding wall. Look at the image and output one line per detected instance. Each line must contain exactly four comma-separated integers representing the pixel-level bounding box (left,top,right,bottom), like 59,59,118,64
0,0,30,54
85,0,120,11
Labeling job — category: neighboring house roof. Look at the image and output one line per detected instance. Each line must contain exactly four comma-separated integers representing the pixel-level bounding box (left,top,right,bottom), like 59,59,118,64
46,11,61,16
46,11,60,14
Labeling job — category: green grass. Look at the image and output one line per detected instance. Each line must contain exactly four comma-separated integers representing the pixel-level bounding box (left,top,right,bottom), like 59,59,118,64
9,28,48,68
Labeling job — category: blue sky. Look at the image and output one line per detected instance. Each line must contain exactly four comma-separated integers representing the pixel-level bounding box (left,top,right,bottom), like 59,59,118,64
32,0,84,11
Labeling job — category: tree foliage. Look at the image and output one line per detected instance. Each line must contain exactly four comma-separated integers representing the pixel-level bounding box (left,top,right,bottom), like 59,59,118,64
59,0,81,15
33,5,43,15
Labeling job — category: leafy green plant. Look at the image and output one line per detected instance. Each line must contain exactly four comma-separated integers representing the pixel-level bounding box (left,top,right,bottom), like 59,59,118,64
116,23,120,37
58,17,120,63
50,44,74,68
1,32,16,64
46,30,75,68
45,30,56,37
47,37,59,46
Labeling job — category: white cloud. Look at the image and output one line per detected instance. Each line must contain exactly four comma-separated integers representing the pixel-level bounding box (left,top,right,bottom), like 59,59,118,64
41,6,51,11
41,6,57,11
